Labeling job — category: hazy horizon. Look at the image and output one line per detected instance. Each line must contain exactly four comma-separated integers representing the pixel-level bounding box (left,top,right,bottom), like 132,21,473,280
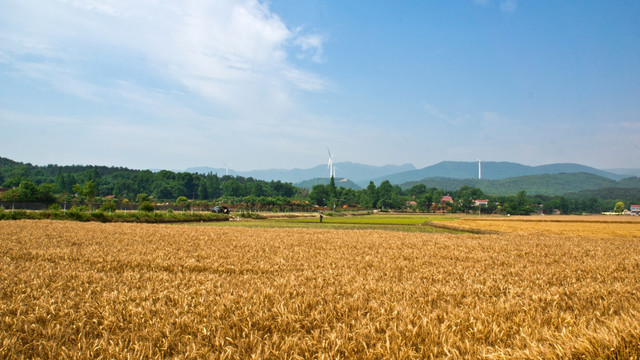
3,154,638,175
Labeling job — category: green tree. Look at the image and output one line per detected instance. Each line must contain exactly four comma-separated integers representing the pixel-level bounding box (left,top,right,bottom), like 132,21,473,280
309,184,329,206
37,183,57,204
122,198,130,211
614,201,625,214
408,184,427,197
98,201,117,213
363,181,379,209
328,176,337,199
205,173,221,199
377,180,395,209
139,201,154,213
198,180,209,200
175,196,189,210
136,193,150,204
84,180,97,211
222,179,244,197
72,181,97,211
152,184,174,200
17,180,39,201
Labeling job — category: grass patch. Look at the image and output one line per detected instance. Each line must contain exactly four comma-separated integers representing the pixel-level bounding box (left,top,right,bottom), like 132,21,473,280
195,214,465,233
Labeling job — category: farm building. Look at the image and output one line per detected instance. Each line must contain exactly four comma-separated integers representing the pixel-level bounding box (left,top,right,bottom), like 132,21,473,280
440,195,453,205
630,205,640,215
474,199,489,206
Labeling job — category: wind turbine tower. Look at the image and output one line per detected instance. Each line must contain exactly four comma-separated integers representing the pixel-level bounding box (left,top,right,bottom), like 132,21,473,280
327,148,335,178
477,159,482,180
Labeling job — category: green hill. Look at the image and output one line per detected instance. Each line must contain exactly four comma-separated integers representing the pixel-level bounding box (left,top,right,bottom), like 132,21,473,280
565,187,640,203
371,161,624,186
402,172,630,196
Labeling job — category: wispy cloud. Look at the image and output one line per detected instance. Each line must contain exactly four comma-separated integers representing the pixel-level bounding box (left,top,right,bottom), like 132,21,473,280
421,103,447,120
293,32,326,63
0,0,327,119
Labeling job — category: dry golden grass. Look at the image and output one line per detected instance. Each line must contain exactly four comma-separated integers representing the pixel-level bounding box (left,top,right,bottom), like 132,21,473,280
1,219,639,359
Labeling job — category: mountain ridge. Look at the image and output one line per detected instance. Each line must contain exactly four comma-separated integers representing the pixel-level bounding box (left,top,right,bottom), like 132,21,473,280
367,161,624,186
400,172,639,196
185,162,416,184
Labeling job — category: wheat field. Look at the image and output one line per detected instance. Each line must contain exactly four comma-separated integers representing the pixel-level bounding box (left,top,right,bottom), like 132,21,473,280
1,219,639,359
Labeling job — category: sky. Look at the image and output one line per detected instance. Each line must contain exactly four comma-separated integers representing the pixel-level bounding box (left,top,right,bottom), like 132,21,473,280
1,0,639,171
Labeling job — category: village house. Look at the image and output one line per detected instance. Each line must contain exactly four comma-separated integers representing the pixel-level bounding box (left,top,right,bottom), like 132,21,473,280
630,204,640,215
474,199,489,207
405,200,417,208
440,195,453,205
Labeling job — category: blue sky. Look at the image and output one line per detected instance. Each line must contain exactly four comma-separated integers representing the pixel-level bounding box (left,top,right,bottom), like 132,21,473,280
1,0,639,171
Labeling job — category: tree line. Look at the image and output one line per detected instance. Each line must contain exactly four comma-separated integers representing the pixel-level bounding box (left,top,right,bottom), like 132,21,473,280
1,157,637,214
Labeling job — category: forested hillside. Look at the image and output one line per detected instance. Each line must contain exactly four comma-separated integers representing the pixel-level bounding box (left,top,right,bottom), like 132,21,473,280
0,157,298,201
402,173,640,196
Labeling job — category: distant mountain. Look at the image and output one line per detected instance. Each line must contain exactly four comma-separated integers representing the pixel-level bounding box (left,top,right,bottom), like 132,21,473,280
370,161,624,185
186,162,415,184
401,172,635,196
295,177,362,190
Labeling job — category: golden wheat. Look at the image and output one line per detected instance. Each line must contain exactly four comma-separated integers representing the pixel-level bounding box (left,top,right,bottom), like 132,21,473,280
1,219,639,359
451,215,640,239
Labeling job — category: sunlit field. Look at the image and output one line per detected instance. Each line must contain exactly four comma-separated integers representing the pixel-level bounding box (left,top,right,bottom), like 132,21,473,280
196,214,461,233
445,215,640,238
1,217,639,358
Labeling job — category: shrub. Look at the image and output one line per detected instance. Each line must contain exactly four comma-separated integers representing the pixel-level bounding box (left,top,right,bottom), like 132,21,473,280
139,201,154,213
67,205,90,221
67,210,91,222
91,211,109,223
98,201,117,213
69,205,89,213
49,204,61,212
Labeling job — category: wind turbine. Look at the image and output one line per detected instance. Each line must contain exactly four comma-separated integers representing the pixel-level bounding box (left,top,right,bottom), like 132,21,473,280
223,163,229,176
327,148,335,178
477,158,482,180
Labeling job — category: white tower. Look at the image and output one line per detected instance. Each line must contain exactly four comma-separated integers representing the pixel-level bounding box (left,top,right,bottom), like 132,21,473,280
327,148,335,178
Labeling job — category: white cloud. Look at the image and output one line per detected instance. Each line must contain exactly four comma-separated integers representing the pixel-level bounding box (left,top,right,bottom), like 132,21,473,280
294,32,326,63
0,0,327,119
